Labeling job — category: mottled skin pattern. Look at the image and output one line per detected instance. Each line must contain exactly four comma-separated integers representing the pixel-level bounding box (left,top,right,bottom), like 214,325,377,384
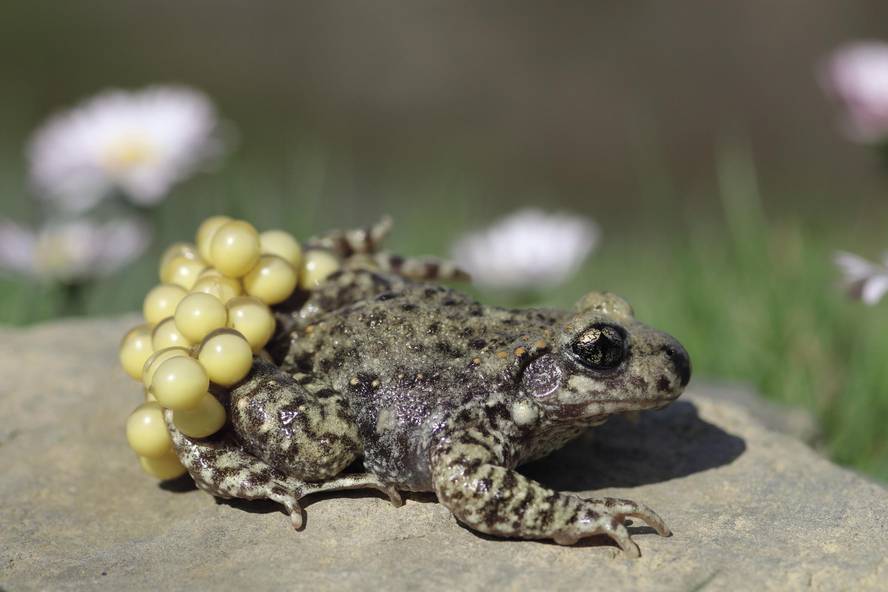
165,219,691,556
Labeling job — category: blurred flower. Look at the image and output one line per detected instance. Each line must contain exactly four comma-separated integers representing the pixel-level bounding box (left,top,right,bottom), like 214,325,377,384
834,250,888,305
820,42,888,143
28,85,221,212
0,217,150,283
452,208,599,291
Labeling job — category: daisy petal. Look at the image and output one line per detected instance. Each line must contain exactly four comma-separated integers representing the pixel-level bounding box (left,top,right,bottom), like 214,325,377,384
0,220,37,274
28,85,223,210
452,209,599,291
861,274,888,305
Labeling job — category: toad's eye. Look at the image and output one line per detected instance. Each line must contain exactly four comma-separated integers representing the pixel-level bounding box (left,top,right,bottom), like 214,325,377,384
571,324,626,370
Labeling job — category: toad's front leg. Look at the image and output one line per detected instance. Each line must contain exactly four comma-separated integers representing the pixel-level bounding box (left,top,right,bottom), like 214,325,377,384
428,403,670,557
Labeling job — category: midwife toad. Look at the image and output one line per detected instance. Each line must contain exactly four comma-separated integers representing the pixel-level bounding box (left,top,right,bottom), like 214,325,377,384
165,218,691,557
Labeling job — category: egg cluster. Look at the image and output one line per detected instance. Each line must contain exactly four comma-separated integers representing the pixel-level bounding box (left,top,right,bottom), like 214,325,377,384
118,216,341,479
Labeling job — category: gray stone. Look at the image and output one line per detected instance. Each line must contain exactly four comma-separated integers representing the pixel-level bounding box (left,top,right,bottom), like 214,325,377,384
699,381,822,446
1,316,886,591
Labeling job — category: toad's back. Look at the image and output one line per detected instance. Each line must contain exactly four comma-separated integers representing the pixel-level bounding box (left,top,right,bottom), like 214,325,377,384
282,282,563,488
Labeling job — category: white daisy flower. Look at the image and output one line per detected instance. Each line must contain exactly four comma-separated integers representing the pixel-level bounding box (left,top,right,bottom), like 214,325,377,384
452,208,599,291
28,85,222,212
834,250,888,305
820,42,888,143
0,217,150,283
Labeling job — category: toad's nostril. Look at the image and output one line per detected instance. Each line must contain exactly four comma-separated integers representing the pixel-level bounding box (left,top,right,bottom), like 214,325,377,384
663,342,691,387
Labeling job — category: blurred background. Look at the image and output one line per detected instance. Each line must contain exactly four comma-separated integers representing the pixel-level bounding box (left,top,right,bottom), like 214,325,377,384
2,2,888,478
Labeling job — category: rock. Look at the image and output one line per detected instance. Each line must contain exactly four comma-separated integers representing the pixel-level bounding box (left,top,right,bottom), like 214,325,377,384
1,316,886,591
699,381,822,446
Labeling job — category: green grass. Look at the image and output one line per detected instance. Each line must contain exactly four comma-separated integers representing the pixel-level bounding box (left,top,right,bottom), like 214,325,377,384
2,144,888,481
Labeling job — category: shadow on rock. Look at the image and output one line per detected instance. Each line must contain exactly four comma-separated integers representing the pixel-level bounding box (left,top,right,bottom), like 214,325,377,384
159,474,198,493
521,400,746,491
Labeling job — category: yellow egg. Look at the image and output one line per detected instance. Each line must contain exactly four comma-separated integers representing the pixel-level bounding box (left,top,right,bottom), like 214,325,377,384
151,316,192,350
192,274,242,303
165,256,206,289
159,242,200,283
143,284,188,324
242,255,298,305
209,220,261,278
172,392,227,438
227,296,276,352
198,267,224,278
196,215,232,263
142,346,191,389
150,356,209,411
259,230,302,266
198,330,254,386
174,292,228,343
139,450,187,480
119,323,155,380
126,402,173,458
299,249,341,289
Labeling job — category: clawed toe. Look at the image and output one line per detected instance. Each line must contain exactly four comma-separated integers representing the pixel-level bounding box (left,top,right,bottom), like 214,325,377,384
603,498,671,538
383,486,404,507
289,506,305,530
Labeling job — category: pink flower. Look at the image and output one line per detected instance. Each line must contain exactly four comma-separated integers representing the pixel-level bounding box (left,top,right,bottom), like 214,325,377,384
821,42,888,143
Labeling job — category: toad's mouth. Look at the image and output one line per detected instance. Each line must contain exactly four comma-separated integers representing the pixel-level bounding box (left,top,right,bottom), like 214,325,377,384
555,396,678,421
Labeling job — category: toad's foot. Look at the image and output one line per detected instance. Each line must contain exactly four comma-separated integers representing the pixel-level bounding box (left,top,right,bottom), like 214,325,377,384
304,474,403,507
551,497,671,558
273,473,404,530
256,472,403,530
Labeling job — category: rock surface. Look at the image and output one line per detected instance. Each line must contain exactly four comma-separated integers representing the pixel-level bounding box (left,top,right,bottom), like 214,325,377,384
1,316,886,591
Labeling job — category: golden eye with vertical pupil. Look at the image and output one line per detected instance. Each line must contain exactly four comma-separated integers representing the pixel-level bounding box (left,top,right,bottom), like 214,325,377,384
191,274,242,303
150,356,209,411
172,392,227,438
119,323,155,380
198,329,254,386
143,284,188,324
195,215,232,263
159,242,200,283
299,249,341,289
243,255,298,304
209,220,261,277
174,292,228,343
151,316,192,350
571,323,627,370
139,450,187,480
126,402,173,458
226,296,276,352
259,230,302,267
142,347,191,389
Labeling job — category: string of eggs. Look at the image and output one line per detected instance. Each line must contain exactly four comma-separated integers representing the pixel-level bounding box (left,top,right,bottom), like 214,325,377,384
118,216,341,479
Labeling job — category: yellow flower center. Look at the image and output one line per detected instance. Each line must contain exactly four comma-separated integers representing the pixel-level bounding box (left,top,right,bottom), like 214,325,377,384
35,235,81,276
104,134,156,172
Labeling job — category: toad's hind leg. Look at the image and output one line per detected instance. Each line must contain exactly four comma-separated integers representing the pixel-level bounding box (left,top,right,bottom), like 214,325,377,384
166,410,400,529
308,216,393,257
166,414,307,527
305,215,469,282
230,359,363,481
371,252,470,282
